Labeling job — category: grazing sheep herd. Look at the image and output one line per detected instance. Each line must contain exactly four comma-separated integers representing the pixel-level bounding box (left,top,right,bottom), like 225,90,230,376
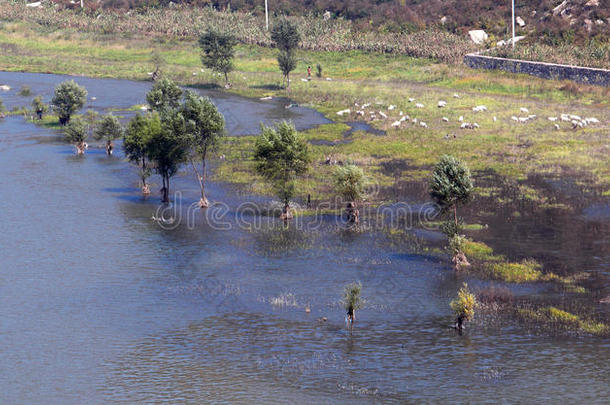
334,92,604,136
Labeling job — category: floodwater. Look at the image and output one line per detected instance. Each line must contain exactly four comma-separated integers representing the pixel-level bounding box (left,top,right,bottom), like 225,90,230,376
1,72,609,404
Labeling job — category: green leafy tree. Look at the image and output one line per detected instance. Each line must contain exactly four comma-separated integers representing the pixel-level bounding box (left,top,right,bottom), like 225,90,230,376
271,19,300,89
198,29,238,86
94,113,124,155
124,114,153,194
429,155,473,227
334,163,365,223
254,121,311,220
146,111,190,203
64,118,88,155
450,282,476,331
146,78,183,113
271,18,300,52
31,96,48,120
52,80,87,125
342,281,363,324
181,91,225,207
277,50,297,89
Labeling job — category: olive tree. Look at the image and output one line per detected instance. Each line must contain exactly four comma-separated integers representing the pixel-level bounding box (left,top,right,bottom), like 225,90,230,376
94,113,124,155
146,111,190,203
123,114,153,195
450,282,476,332
52,80,87,125
334,163,365,224
32,96,48,120
146,78,183,113
271,19,300,89
199,29,237,86
64,118,88,155
182,91,225,208
254,121,311,220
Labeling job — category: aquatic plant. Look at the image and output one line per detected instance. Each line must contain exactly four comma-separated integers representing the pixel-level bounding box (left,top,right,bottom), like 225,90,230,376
450,282,476,330
52,80,87,125
17,85,31,96
94,113,124,155
199,29,237,86
181,90,225,208
254,121,311,220
334,163,365,224
342,281,363,324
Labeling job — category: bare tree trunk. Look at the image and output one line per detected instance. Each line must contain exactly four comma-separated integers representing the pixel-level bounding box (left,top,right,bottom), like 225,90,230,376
281,202,292,221
141,159,150,195
454,204,458,226
190,157,209,208
346,201,359,224
162,175,170,203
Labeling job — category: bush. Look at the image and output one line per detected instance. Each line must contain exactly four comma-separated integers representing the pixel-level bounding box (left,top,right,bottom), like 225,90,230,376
52,80,87,124
450,282,476,321
342,281,363,312
448,234,467,257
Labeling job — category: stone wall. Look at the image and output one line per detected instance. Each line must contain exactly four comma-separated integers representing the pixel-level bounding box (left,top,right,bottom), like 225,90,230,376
464,54,610,87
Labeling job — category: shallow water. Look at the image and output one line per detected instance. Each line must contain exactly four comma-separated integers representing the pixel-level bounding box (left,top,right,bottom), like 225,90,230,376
0,72,609,404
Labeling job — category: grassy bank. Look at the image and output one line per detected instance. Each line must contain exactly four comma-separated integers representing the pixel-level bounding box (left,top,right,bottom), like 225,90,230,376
1,19,608,203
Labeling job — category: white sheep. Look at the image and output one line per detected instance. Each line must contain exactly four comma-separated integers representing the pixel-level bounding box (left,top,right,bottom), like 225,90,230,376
453,93,460,98
336,109,351,116
437,100,447,108
391,120,401,127
458,116,464,122
408,98,415,102
420,121,428,128
520,107,529,113
548,117,557,121
415,103,424,109
388,105,396,110
379,111,388,119
442,117,449,122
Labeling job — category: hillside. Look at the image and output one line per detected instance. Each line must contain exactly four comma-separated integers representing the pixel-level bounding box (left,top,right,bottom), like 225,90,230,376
59,0,609,45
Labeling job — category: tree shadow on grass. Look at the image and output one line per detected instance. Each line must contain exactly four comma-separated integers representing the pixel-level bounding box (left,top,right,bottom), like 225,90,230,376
250,84,284,91
189,83,222,90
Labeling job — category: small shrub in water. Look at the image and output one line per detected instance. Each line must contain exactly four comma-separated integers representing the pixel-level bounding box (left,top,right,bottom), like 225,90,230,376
450,282,476,330
18,85,32,96
342,281,362,323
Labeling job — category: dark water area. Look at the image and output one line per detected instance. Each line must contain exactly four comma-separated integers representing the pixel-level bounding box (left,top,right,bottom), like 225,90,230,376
1,72,609,404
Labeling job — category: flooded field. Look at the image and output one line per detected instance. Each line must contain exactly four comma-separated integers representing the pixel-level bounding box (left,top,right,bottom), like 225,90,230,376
0,72,608,403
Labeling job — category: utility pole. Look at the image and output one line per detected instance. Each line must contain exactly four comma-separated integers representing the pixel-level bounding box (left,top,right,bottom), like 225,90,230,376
508,0,515,48
265,0,269,31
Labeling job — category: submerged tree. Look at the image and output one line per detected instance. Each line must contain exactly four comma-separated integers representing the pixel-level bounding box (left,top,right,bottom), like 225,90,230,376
94,113,124,155
146,111,190,203
124,114,153,195
181,91,225,208
450,283,476,332
52,80,87,125
0,98,5,118
271,19,300,89
64,118,88,155
31,96,48,120
198,29,237,87
146,78,183,113
334,163,365,224
254,121,311,220
342,281,363,325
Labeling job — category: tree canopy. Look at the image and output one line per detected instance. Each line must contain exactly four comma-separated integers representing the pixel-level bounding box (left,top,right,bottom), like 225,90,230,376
146,78,183,112
334,163,366,203
271,19,301,52
94,113,124,141
429,155,473,224
52,80,87,125
198,29,237,84
254,121,311,211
